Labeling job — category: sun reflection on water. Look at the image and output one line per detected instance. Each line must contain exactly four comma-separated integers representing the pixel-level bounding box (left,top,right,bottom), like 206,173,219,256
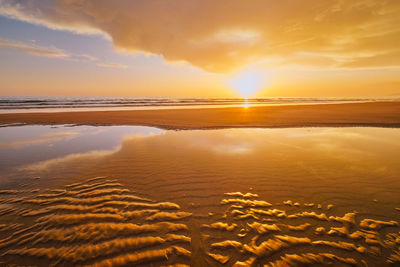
240,98,251,108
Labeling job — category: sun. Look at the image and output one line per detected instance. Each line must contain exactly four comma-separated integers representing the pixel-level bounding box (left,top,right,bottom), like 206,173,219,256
229,70,266,98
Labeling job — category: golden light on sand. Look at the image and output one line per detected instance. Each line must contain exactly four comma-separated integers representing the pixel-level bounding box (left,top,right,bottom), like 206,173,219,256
229,71,266,98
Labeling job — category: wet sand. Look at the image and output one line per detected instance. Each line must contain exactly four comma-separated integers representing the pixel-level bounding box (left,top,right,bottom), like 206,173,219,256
1,127,400,266
1,101,400,129
1,176,400,266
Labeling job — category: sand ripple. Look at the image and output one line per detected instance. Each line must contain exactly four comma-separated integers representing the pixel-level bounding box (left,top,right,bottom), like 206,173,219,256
202,192,400,266
1,185,400,266
0,177,191,266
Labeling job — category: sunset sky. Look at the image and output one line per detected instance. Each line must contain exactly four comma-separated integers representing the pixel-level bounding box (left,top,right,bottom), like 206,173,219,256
0,0,399,97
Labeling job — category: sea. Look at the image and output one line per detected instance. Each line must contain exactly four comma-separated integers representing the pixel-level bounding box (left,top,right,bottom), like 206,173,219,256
0,96,398,113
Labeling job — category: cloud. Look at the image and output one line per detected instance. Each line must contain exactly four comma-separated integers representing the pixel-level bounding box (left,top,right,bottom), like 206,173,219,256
0,38,128,69
96,62,128,69
0,38,67,58
340,50,400,68
0,0,399,72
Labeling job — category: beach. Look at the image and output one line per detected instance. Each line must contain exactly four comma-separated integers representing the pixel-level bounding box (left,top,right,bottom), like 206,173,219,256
1,101,400,129
2,100,400,267
1,126,400,266
1,102,400,266
2,1,399,265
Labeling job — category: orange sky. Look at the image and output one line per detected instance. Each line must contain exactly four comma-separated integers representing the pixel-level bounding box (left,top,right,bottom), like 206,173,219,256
0,0,399,97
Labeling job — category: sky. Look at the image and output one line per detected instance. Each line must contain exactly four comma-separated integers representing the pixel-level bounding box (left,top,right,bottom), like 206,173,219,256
0,0,399,98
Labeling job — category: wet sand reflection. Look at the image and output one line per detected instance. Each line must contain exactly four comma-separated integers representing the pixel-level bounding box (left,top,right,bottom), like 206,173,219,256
0,127,400,265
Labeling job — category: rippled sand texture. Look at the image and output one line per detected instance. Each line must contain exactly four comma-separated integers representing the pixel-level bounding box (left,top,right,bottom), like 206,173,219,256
1,178,400,266
0,177,192,266
203,193,400,266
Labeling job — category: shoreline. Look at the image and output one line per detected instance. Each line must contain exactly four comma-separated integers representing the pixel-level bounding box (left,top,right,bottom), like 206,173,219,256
0,101,400,130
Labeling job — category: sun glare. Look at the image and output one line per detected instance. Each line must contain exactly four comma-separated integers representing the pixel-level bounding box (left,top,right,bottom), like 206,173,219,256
229,71,266,98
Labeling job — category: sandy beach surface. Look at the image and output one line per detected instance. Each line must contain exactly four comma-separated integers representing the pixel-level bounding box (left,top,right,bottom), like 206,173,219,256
1,101,400,129
1,127,400,266
1,106,400,266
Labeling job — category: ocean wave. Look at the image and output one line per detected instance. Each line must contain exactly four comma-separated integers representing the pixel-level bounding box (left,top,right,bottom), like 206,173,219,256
0,97,398,111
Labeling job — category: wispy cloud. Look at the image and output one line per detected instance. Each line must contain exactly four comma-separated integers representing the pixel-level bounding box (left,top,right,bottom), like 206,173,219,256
0,0,399,72
69,53,129,69
0,38,128,69
0,39,67,58
96,62,128,69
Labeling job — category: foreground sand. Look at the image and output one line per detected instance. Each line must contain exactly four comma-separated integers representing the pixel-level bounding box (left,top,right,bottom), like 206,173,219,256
2,127,400,265
1,101,400,129
1,176,400,266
